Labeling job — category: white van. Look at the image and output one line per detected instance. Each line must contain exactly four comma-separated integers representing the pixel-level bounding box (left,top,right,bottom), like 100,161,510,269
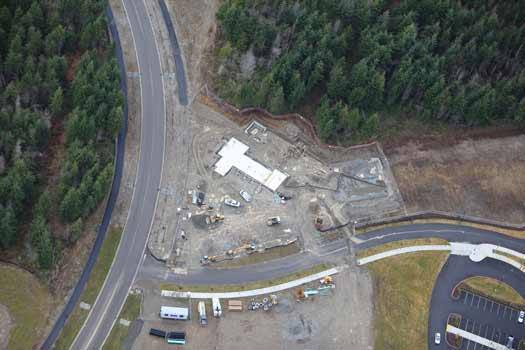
160,306,188,320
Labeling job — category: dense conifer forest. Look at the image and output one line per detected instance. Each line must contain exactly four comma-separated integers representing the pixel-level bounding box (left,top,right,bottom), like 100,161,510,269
214,0,525,143
0,0,122,270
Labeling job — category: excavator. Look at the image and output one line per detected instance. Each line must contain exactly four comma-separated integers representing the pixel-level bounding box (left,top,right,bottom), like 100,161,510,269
200,243,256,265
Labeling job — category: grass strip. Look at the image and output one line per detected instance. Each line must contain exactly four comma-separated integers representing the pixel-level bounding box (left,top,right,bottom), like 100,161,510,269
365,252,449,350
0,265,52,350
356,238,449,259
161,263,332,293
494,249,525,267
102,292,142,350
356,218,525,239
53,227,122,350
460,276,525,307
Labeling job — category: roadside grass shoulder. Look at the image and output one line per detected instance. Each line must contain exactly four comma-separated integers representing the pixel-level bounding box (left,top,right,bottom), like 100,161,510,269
160,263,331,293
365,252,449,350
53,227,122,350
493,249,525,268
102,292,142,350
0,265,52,350
356,238,449,259
460,276,525,307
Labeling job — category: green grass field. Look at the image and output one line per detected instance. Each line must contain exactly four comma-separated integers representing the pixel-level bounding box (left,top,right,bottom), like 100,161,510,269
366,252,449,350
0,264,52,350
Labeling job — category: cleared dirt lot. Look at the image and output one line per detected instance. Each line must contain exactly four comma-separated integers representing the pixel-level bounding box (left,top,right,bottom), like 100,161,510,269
388,134,525,223
132,268,373,350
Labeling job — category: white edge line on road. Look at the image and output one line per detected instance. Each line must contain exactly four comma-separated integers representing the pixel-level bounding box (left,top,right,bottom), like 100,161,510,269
69,1,145,349
99,0,169,347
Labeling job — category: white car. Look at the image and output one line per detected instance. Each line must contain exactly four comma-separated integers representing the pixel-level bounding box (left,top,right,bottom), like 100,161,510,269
224,198,240,207
518,310,524,324
239,190,252,202
434,332,441,345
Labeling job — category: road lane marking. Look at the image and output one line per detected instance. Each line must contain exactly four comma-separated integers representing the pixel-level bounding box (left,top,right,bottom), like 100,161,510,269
99,0,169,348
69,1,147,348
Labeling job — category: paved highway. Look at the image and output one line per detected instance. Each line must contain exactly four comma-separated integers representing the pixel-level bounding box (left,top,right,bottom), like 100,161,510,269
71,0,167,348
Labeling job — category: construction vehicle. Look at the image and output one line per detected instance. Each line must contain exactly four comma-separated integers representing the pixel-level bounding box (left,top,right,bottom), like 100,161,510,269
226,243,256,256
206,214,224,224
198,301,208,326
320,276,333,285
267,216,281,226
200,255,221,265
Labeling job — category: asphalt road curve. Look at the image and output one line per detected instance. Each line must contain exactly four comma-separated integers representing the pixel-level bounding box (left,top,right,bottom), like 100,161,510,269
71,0,166,348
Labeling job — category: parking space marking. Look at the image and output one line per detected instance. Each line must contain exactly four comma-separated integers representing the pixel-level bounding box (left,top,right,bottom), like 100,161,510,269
477,297,481,308
483,298,488,311
502,306,507,318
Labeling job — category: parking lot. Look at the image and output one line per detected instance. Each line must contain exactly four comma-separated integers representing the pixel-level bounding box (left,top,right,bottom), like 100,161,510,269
451,290,525,349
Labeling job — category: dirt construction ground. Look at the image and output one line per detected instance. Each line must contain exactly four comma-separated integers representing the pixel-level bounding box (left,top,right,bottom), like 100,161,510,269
388,134,525,223
132,267,373,350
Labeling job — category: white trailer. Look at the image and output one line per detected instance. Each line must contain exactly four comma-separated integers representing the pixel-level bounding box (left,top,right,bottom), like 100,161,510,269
160,306,189,320
212,297,222,317
198,301,208,325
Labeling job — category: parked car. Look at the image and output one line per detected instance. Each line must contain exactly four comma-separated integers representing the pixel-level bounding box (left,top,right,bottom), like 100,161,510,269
224,198,240,207
434,332,441,345
239,190,252,202
277,192,292,200
518,310,524,324
267,216,281,226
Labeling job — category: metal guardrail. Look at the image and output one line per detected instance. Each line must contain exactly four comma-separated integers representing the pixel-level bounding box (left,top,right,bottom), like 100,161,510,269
157,0,188,106
317,210,525,234
40,7,129,349
354,210,525,231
